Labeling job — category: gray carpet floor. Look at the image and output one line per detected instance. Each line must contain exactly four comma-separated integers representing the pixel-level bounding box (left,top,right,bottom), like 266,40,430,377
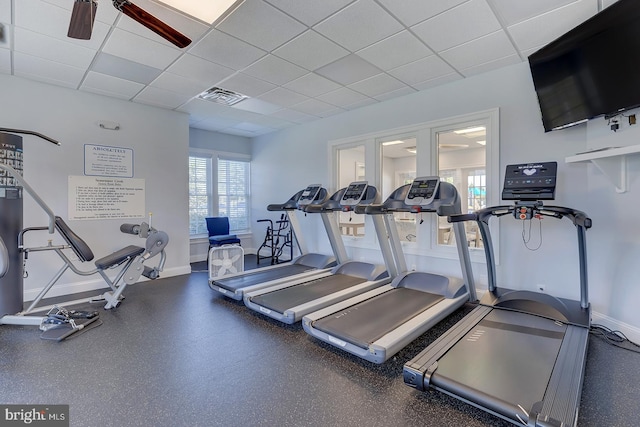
1,261,638,426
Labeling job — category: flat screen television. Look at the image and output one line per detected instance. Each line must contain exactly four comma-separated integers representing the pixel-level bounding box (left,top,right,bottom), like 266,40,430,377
528,0,640,132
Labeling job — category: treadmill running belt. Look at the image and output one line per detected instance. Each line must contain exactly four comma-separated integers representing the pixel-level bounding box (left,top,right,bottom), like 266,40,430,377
429,309,567,421
250,274,367,314
213,264,315,292
313,288,444,349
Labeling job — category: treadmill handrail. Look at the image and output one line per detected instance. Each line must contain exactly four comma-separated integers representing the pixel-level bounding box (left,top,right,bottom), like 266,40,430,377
448,203,591,309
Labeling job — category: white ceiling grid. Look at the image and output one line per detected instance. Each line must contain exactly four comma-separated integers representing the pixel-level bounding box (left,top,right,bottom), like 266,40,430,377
0,0,609,137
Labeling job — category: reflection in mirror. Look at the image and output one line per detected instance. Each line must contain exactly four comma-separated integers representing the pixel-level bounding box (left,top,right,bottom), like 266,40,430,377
437,125,486,248
380,137,416,242
337,145,366,237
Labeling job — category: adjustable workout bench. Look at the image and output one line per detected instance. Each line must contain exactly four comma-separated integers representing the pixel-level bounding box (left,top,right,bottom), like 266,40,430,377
20,216,169,311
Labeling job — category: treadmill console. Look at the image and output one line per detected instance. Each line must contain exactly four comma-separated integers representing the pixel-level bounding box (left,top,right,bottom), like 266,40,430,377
405,177,440,206
340,181,368,207
502,162,557,201
298,184,322,207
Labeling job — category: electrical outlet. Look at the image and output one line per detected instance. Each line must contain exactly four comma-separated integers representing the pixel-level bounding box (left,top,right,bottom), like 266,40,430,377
537,284,546,292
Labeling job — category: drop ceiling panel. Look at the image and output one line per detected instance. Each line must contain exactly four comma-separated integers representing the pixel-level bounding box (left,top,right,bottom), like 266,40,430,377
388,56,457,86
314,0,404,52
80,71,145,99
348,73,407,98
440,30,519,71
258,87,309,108
231,98,282,115
373,86,416,102
13,51,84,88
189,29,266,71
292,98,343,116
92,53,163,85
216,0,306,52
102,28,183,70
270,108,317,123
14,27,97,69
317,86,372,107
217,72,277,98
459,54,521,77
283,73,342,98
150,72,206,98
0,0,11,22
411,0,502,52
376,0,469,27
264,0,355,26
356,30,434,71
166,54,235,87
243,54,307,86
507,0,598,52
315,54,381,86
134,85,194,109
0,48,11,73
488,0,578,26
273,30,349,71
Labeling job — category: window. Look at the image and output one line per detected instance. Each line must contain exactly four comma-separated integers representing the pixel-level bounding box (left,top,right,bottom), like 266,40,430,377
189,152,251,236
336,144,366,237
218,158,250,232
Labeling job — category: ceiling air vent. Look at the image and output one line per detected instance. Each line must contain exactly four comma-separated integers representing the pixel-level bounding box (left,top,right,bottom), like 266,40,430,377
198,87,248,106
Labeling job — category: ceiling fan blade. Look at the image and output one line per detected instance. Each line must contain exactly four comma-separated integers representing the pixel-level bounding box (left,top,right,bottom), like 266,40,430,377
113,1,192,48
68,0,97,40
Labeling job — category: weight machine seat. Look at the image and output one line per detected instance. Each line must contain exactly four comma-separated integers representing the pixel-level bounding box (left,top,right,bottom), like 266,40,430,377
94,245,145,270
55,216,94,262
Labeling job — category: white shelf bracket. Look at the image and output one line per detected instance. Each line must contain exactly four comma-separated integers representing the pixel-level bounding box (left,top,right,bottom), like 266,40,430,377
590,156,627,193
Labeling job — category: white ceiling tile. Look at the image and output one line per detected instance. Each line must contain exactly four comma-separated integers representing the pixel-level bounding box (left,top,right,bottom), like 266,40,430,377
356,30,434,71
178,97,243,118
373,86,416,102
217,73,277,98
189,29,266,70
167,54,235,87
150,72,207,98
92,53,162,85
0,47,11,73
508,0,598,52
134,86,193,109
270,108,317,123
13,51,84,88
343,97,378,110
258,87,309,108
440,30,519,71
103,28,182,70
42,0,119,25
314,0,404,52
376,0,468,27
0,0,11,22
243,54,307,86
412,73,462,91
411,0,502,52
315,54,381,86
14,27,97,69
291,98,341,116
80,71,145,99
459,54,521,77
264,0,355,26
488,0,578,26
232,98,283,114
273,30,349,71
216,0,306,51
317,86,371,107
348,73,407,98
388,56,457,86
283,73,342,97
15,0,111,49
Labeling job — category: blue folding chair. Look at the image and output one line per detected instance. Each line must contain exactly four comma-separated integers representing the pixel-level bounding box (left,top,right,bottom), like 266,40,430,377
205,217,241,248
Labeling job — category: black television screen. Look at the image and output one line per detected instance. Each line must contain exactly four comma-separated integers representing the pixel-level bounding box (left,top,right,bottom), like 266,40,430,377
528,0,640,132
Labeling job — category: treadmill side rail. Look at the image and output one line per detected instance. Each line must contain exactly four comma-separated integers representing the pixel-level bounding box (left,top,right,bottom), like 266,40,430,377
403,305,492,391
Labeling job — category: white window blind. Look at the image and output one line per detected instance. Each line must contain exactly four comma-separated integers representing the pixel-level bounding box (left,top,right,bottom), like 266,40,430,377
189,155,212,235
218,158,250,232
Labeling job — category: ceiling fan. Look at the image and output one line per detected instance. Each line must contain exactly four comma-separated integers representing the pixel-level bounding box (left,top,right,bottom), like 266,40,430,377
67,0,192,48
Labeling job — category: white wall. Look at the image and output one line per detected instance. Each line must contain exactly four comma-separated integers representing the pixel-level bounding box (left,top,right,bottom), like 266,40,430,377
251,61,640,341
0,75,191,300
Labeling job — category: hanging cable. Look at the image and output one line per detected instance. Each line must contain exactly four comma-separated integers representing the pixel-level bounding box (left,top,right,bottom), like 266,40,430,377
521,215,543,251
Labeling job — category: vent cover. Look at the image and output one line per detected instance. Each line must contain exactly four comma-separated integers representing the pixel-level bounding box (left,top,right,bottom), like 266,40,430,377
198,87,248,106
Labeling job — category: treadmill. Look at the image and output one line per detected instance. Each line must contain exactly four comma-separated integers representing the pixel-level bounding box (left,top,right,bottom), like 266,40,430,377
243,182,396,324
209,184,337,300
302,177,476,363
403,162,592,427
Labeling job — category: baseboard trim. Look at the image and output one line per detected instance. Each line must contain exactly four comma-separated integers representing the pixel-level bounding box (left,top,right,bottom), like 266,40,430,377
591,311,640,345
23,265,192,302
